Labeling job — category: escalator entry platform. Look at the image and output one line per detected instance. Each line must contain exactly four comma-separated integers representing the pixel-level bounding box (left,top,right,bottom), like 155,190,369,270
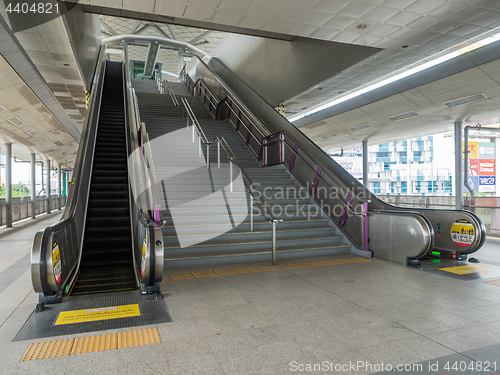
14,291,171,341
419,258,500,281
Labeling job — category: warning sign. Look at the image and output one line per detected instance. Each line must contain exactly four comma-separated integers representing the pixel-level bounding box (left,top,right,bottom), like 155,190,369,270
450,219,475,247
52,242,62,284
439,265,492,275
55,304,140,325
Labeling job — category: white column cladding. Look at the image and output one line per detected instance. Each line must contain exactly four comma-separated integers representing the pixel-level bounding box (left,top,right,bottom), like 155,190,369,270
31,153,36,219
454,122,463,210
46,159,51,214
362,140,368,187
5,143,12,227
58,165,62,210
178,48,183,76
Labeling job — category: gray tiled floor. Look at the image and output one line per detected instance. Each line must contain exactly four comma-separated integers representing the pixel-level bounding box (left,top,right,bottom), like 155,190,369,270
1,216,500,374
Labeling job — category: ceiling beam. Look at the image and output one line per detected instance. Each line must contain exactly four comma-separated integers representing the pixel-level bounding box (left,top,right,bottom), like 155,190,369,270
100,19,117,36
154,25,171,39
144,41,160,77
166,24,178,40
189,30,213,45
135,24,152,35
130,20,143,34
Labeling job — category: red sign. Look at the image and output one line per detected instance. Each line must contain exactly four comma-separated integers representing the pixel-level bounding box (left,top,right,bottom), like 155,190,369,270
479,159,495,176
468,158,478,176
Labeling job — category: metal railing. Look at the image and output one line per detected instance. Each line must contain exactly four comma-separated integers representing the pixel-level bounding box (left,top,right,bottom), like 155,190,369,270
215,136,282,265
181,97,211,168
0,196,66,226
185,75,367,250
154,71,164,94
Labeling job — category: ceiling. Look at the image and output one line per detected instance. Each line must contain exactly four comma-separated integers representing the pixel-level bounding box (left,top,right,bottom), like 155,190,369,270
0,54,78,164
301,56,500,152
101,16,226,75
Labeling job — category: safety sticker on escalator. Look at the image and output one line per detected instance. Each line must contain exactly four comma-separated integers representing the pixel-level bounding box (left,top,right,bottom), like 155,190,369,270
55,304,140,325
141,238,146,277
52,242,62,284
451,219,475,247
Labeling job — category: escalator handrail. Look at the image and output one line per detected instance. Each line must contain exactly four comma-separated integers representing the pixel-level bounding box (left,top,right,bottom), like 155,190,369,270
31,46,107,295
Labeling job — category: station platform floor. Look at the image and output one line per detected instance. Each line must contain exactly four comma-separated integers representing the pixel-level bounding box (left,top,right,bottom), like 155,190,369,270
1,214,500,374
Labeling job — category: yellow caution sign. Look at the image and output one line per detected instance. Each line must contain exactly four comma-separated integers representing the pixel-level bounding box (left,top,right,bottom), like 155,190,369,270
55,304,140,325
439,264,492,275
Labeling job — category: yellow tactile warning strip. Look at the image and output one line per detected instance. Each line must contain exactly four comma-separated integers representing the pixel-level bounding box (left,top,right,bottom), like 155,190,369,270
484,279,500,287
168,257,371,280
21,338,74,361
20,328,161,361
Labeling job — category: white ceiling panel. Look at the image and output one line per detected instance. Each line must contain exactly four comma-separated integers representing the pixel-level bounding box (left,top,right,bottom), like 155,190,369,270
273,6,309,22
338,1,376,18
246,1,281,18
211,10,244,26
154,2,186,17
323,15,357,29
381,0,417,9
122,0,155,13
385,11,422,27
298,11,334,26
183,4,216,22
362,6,400,23
312,0,350,14
238,15,269,29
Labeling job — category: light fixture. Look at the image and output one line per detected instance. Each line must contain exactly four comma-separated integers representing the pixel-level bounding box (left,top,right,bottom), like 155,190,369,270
401,45,410,49
289,30,500,123
7,117,23,125
356,24,367,30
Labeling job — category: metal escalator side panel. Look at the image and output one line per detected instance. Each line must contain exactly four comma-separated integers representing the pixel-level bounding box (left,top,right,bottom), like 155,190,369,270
407,208,485,256
368,210,434,264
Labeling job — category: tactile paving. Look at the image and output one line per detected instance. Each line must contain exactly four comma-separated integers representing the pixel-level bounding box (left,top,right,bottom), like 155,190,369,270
168,257,371,280
21,328,162,361
117,328,161,349
21,339,74,361
71,333,117,354
484,279,500,286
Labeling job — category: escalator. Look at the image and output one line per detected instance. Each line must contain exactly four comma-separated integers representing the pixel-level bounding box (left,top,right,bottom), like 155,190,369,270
180,56,486,265
69,61,135,296
31,48,163,306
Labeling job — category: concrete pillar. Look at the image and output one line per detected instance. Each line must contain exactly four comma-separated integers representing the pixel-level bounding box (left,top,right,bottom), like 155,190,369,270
58,165,62,210
5,143,12,227
362,140,368,187
31,153,36,219
46,159,51,214
178,48,183,76
454,122,463,210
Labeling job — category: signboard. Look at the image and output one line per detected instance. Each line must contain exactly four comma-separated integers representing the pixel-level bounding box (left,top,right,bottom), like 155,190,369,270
463,141,496,194
64,168,74,172
334,148,363,179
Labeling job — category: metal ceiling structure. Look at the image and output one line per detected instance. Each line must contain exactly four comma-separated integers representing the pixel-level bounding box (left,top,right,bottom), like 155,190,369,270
0,0,500,165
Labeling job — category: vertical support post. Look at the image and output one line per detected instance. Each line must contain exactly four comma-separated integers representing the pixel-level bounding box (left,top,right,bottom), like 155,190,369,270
272,221,276,266
363,201,369,251
230,160,233,192
5,143,12,227
58,165,62,210
407,137,412,195
362,140,368,187
217,140,220,168
198,137,201,157
206,144,210,168
177,48,183,75
250,195,253,232
46,159,51,214
454,121,463,210
30,153,36,219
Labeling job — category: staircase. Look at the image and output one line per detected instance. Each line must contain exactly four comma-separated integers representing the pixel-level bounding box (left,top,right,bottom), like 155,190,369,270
72,61,136,295
133,80,352,268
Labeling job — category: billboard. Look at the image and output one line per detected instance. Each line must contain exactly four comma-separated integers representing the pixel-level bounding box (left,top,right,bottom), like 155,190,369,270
464,141,496,193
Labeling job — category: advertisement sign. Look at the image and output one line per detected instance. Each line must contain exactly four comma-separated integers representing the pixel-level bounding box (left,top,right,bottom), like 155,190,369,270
465,158,478,176
464,141,478,159
479,176,495,192
479,142,495,159
479,159,495,176
464,176,478,193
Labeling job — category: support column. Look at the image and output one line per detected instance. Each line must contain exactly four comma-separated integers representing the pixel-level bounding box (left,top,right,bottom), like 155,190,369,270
5,143,12,227
58,165,62,210
362,140,368,187
46,159,51,214
407,138,412,194
178,48,183,76
454,121,463,210
31,153,36,219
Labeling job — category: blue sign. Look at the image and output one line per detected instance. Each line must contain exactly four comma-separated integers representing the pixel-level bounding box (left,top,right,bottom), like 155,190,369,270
479,176,495,186
464,176,478,192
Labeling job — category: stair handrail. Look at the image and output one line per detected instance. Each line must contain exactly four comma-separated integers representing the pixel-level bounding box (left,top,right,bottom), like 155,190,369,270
215,136,282,265
180,97,212,168
154,71,163,94
164,79,180,108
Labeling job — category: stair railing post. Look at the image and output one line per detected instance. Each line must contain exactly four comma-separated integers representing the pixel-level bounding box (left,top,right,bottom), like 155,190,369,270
230,160,233,192
206,144,210,168
199,134,201,157
217,140,220,168
250,194,253,231
272,220,276,265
